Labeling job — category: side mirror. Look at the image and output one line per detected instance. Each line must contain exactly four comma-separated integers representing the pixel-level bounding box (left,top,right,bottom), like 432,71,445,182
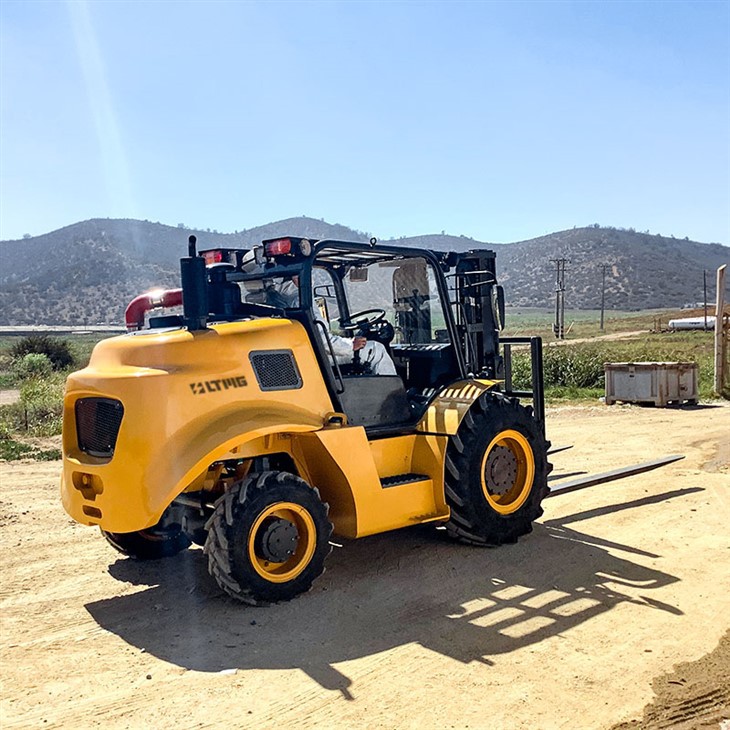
313,284,336,298
314,296,330,322
349,266,368,282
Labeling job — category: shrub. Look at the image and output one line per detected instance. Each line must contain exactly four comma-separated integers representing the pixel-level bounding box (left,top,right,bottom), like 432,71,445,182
10,335,75,370
15,376,65,436
14,353,52,379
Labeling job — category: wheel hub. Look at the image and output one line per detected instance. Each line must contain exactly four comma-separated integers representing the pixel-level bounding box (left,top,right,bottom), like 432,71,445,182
485,444,518,495
256,518,299,563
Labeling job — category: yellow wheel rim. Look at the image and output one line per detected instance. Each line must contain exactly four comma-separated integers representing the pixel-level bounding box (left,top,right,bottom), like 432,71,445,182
480,429,535,515
247,502,317,583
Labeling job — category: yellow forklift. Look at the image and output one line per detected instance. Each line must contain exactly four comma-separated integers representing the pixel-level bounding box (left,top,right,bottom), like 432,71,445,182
61,235,550,604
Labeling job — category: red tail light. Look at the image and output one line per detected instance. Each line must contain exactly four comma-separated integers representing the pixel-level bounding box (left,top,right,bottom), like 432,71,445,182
264,238,292,256
202,250,225,264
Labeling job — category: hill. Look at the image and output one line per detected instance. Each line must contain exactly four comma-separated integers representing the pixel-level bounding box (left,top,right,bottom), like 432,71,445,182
0,218,727,325
494,227,729,309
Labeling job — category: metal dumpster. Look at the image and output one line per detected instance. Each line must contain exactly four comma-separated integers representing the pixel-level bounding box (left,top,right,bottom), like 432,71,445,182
604,362,699,406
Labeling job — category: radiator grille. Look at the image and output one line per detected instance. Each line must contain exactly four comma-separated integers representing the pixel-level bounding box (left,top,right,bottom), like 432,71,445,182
250,350,302,391
75,398,124,458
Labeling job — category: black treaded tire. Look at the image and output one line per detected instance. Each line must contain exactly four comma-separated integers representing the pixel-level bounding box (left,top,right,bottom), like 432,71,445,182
444,391,552,546
102,522,192,560
204,471,333,605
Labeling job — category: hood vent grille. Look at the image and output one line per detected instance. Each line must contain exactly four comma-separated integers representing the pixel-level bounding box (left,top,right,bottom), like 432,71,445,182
250,350,303,391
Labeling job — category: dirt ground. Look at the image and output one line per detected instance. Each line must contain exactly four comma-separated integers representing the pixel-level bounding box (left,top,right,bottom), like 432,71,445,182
1,403,728,729
0,388,20,406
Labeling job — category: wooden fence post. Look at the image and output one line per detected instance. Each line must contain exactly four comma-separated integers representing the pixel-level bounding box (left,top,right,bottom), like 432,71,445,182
715,264,727,395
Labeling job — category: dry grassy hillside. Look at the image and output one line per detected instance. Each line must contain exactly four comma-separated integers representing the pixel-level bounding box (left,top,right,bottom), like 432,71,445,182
0,219,727,325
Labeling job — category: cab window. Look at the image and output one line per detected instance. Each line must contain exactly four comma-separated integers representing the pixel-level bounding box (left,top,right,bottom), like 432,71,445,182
341,257,448,345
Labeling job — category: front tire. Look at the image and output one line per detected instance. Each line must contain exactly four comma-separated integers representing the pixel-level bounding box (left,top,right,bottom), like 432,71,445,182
204,471,333,605
444,392,551,546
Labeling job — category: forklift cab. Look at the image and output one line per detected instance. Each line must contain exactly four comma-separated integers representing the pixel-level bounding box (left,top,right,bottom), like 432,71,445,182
305,243,464,430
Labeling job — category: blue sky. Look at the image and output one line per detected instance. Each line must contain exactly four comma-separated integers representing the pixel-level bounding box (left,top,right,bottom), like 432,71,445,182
1,0,728,244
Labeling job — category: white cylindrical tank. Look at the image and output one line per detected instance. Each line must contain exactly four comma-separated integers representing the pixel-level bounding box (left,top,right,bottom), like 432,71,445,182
667,316,716,330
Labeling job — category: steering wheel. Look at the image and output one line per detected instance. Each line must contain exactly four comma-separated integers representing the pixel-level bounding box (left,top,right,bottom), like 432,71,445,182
339,308,395,349
339,308,386,332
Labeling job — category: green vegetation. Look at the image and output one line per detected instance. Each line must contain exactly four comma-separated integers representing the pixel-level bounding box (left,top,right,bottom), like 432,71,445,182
0,333,103,375
0,370,66,442
504,307,723,401
10,334,75,369
14,353,53,378
508,326,718,402
0,334,108,461
0,438,60,461
0,320,723,460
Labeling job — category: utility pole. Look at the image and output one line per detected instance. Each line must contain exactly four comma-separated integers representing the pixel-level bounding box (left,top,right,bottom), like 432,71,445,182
599,264,610,331
703,270,708,330
551,258,568,339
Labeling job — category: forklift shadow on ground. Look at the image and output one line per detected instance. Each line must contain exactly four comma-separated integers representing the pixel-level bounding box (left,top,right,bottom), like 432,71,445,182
84,486,701,699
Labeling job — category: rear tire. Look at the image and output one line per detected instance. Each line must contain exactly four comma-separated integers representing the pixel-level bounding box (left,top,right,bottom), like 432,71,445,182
444,392,551,546
204,471,333,605
102,507,192,559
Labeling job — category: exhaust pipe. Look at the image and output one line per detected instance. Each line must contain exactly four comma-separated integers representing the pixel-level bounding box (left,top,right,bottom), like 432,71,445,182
126,235,210,332
125,289,183,331
181,235,208,331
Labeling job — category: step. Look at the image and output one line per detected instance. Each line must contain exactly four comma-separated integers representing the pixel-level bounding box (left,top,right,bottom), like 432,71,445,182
380,472,430,489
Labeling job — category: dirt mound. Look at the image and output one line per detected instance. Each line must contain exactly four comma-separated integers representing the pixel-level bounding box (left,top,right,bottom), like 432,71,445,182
612,631,729,729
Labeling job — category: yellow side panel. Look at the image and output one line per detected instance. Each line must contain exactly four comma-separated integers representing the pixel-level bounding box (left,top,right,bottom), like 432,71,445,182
293,428,450,539
290,430,360,538
369,435,416,477
412,433,449,516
